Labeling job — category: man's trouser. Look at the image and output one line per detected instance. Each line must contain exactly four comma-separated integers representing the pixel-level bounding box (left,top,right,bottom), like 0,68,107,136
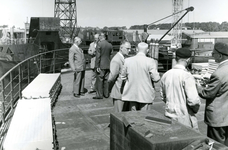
96,69,109,98
207,125,228,146
73,71,85,95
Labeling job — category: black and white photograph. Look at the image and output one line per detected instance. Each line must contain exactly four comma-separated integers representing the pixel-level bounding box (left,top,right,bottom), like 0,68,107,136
0,0,228,149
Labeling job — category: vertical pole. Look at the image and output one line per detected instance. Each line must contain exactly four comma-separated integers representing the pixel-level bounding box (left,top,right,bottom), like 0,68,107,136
18,65,22,99
27,60,30,84
154,40,159,68
10,72,13,109
172,50,177,68
0,80,5,124
53,51,56,73
39,55,42,73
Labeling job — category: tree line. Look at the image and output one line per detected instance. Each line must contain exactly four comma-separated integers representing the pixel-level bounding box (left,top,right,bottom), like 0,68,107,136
129,21,228,31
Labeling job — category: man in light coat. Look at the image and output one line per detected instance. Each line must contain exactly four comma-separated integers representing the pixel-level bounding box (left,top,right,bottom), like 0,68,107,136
121,42,160,111
88,33,99,93
160,48,201,130
197,42,228,146
108,40,131,112
69,37,86,98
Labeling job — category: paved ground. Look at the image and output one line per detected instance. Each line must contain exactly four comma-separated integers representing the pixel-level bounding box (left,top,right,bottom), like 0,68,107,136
52,70,207,150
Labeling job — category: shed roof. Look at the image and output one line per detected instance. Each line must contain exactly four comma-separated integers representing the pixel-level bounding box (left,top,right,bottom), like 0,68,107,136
186,32,228,39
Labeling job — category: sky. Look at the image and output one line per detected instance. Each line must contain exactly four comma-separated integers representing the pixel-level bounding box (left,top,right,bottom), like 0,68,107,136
0,0,228,29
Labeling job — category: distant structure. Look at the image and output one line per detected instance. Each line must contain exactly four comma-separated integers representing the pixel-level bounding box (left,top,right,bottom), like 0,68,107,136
171,0,183,48
54,0,77,43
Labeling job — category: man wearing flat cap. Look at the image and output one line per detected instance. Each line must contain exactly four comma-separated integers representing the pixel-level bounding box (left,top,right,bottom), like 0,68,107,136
121,42,160,111
160,47,201,130
197,42,228,146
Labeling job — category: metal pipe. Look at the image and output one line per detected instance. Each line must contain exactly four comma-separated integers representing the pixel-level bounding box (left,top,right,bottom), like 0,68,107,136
147,7,194,29
19,65,22,99
10,72,13,110
0,80,5,124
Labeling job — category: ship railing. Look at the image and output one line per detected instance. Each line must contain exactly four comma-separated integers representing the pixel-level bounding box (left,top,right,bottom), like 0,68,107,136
0,48,70,148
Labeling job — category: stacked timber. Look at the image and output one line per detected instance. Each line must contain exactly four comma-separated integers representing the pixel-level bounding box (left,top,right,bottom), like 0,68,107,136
208,59,219,75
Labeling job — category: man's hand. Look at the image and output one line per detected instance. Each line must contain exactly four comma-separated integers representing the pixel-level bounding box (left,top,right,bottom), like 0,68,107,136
97,68,101,73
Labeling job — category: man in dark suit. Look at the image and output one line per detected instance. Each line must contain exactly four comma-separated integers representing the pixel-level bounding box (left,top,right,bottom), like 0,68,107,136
108,40,131,112
68,37,86,98
93,33,113,99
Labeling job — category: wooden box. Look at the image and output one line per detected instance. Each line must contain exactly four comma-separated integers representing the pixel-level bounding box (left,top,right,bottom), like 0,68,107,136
110,110,205,150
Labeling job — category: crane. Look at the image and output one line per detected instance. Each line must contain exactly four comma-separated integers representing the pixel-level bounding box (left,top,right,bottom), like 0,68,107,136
54,0,78,43
171,0,183,49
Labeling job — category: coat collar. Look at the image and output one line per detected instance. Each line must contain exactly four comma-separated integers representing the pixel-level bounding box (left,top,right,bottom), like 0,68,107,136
136,52,146,56
117,52,124,60
218,59,228,68
71,44,82,53
173,64,187,71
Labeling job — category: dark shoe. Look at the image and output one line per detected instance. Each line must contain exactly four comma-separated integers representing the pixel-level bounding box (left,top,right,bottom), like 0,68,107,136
74,94,80,98
92,96,103,99
88,90,96,94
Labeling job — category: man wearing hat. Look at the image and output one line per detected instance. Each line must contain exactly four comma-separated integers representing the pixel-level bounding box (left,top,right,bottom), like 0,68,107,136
121,42,160,111
197,42,228,146
160,47,201,130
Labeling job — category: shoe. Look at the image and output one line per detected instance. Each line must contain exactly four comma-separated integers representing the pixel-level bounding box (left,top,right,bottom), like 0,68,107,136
74,94,80,98
80,93,85,96
88,90,96,94
92,96,103,99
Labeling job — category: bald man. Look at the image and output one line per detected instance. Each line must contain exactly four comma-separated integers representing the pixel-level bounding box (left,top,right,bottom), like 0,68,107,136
88,33,99,93
121,42,160,111
69,37,86,98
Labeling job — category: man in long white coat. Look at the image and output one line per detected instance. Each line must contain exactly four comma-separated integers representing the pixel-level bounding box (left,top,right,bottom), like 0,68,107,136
121,42,160,111
160,48,201,130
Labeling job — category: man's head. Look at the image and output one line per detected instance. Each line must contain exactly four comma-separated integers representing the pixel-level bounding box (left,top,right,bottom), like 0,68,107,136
212,42,228,63
120,40,131,56
137,42,149,54
74,37,82,46
99,32,106,40
94,34,99,42
175,48,192,65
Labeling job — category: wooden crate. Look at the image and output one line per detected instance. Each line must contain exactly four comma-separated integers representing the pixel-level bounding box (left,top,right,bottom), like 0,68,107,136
110,110,205,150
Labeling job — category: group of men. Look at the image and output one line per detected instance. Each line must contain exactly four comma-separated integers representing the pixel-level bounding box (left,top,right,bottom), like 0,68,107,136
69,34,228,146
69,33,112,99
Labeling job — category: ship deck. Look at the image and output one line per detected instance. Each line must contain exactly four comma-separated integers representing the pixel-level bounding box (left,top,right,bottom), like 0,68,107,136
53,70,207,150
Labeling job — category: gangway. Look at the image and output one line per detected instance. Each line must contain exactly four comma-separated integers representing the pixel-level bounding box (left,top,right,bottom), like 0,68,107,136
2,73,61,149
